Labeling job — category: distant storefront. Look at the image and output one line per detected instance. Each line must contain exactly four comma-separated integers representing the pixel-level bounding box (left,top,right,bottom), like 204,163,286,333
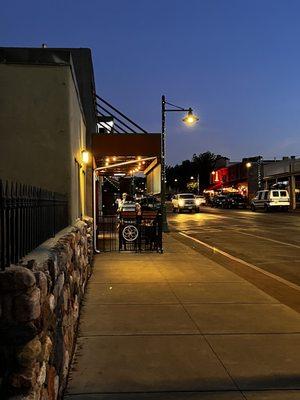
264,157,300,209
207,157,266,199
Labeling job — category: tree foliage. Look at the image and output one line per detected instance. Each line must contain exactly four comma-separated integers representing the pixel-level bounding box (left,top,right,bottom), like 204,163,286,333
166,151,226,193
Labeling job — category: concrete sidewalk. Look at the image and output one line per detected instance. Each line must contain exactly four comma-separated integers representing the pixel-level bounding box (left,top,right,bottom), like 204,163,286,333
65,234,300,400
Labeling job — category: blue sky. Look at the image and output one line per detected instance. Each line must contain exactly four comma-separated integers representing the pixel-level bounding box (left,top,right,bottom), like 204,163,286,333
2,0,300,164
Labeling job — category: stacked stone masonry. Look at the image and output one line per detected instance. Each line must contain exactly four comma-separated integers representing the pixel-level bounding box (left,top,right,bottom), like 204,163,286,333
0,218,93,400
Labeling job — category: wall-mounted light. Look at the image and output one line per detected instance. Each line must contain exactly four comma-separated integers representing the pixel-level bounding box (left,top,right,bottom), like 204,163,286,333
81,150,91,164
246,162,252,168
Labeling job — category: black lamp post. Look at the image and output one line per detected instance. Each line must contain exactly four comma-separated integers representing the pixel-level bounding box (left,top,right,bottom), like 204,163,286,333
161,95,199,232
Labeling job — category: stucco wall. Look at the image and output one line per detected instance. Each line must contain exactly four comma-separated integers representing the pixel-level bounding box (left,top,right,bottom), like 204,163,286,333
0,64,90,223
67,69,87,221
0,64,70,193
146,164,161,195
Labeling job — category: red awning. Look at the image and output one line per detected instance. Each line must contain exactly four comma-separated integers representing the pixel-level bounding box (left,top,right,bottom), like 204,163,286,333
206,182,222,191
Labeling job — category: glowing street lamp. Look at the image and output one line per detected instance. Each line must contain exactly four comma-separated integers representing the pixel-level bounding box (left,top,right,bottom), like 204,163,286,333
246,162,252,168
161,95,199,232
182,108,199,126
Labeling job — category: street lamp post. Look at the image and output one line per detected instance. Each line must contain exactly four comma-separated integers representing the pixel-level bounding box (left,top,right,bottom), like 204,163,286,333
161,95,199,232
246,162,252,201
190,175,200,194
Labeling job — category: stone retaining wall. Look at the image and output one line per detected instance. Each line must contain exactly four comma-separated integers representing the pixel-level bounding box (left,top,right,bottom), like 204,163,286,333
0,218,93,399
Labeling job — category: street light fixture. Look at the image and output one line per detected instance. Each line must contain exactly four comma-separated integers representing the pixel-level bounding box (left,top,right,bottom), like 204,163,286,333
182,108,199,126
246,162,252,168
161,95,199,232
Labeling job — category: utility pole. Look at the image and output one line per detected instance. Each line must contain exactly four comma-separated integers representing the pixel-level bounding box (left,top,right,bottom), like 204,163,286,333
161,95,168,232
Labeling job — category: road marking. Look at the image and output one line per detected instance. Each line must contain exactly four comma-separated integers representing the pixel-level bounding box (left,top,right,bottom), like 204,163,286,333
179,231,300,292
183,227,300,249
235,230,300,249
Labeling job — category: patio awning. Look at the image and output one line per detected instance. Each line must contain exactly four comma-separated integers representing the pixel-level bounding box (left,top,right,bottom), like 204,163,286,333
92,133,161,176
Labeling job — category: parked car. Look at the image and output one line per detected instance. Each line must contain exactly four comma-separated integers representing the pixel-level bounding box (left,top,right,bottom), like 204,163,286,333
172,193,200,213
250,190,290,212
211,194,227,208
195,195,206,206
222,193,247,209
139,196,161,211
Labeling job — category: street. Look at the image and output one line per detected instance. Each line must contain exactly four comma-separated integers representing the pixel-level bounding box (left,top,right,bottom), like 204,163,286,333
169,207,300,307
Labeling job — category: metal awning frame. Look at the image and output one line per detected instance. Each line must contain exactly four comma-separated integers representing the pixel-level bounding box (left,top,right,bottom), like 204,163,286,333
93,156,157,253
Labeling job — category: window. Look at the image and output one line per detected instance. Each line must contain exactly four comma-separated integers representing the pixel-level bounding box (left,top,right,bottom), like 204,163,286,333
258,192,263,200
272,191,279,197
179,194,195,199
280,191,287,197
263,192,268,200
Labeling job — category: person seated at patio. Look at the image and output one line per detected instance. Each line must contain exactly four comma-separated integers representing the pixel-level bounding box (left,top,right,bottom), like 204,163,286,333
117,193,142,215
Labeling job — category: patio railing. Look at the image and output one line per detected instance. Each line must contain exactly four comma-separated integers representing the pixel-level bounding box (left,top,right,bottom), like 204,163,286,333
0,180,68,270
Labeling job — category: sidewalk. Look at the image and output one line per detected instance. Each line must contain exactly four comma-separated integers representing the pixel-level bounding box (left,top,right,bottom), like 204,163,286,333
65,234,300,400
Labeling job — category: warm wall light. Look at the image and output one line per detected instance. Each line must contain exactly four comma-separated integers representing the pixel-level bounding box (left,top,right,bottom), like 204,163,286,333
113,156,117,162
246,162,252,168
81,150,90,164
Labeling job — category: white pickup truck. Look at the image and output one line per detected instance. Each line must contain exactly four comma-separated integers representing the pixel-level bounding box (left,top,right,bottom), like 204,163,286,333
172,193,201,213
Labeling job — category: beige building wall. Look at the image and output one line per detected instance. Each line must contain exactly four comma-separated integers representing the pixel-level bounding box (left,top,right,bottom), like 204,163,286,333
146,164,161,195
67,69,88,220
0,63,90,223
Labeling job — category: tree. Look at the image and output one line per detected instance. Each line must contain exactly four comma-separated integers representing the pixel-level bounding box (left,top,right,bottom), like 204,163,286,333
166,151,227,193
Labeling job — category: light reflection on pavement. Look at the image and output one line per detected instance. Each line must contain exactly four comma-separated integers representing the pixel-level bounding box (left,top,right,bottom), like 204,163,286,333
168,207,300,286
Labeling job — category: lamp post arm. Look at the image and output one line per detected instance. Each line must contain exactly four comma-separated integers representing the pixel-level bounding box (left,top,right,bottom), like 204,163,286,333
165,109,191,112
165,101,192,113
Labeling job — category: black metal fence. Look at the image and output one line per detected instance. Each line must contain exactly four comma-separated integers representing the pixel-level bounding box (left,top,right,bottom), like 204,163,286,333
97,215,118,252
0,180,68,270
96,211,163,253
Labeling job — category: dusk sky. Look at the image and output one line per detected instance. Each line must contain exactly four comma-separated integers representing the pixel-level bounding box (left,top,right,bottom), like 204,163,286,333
2,0,300,165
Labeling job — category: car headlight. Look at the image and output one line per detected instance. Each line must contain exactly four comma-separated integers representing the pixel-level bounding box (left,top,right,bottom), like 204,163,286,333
195,199,201,206
178,199,185,207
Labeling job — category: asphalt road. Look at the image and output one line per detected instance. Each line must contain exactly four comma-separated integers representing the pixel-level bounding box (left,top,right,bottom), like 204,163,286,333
168,206,300,288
